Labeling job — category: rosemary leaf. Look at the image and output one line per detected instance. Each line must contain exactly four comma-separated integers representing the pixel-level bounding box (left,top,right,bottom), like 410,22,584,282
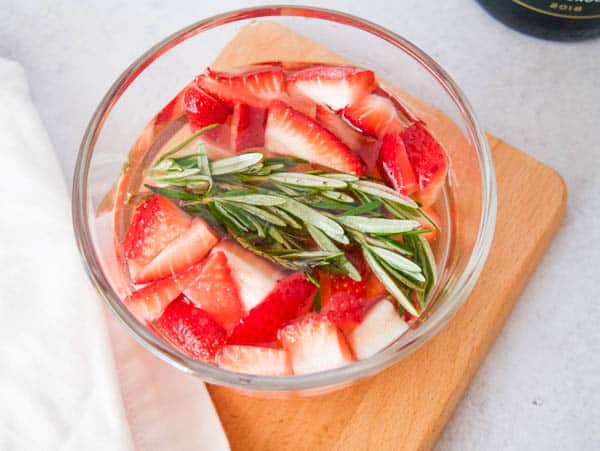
352,180,419,208
337,216,421,234
219,194,286,206
363,247,418,316
156,124,219,164
210,153,263,175
145,184,200,201
280,198,349,245
234,204,287,227
270,172,347,189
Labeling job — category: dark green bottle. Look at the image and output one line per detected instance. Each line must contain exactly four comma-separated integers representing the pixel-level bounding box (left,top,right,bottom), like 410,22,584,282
476,1,600,41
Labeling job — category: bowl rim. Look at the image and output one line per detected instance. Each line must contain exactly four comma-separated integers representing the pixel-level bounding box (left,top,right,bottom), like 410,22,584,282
72,4,497,391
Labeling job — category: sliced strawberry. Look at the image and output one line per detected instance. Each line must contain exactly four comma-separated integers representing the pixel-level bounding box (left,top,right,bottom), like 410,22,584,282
343,94,402,138
195,67,285,108
401,122,448,206
315,105,367,152
216,345,292,376
183,86,229,131
183,251,243,333
346,299,408,359
377,132,418,195
228,272,316,345
287,65,375,111
213,240,285,312
134,218,219,284
321,274,367,325
278,314,354,374
264,100,365,175
416,206,441,242
124,265,200,322
155,297,226,362
230,102,266,151
280,92,317,118
123,195,191,281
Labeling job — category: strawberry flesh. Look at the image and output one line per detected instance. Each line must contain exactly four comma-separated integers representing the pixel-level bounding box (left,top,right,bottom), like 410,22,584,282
183,251,243,333
183,86,229,131
134,218,218,284
196,67,285,108
124,263,201,322
377,132,418,195
278,314,354,374
216,345,292,376
122,195,191,281
228,272,316,345
315,105,367,152
343,94,402,138
156,297,226,362
264,100,365,176
287,65,375,111
401,122,448,206
230,102,266,151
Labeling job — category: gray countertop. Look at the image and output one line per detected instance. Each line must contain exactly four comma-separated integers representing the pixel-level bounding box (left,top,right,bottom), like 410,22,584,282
2,1,598,450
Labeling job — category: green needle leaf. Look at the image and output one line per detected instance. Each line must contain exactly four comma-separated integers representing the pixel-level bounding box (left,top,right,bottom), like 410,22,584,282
337,216,421,234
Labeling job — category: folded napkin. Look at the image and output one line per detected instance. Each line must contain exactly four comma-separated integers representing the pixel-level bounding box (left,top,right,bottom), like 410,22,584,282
0,58,230,451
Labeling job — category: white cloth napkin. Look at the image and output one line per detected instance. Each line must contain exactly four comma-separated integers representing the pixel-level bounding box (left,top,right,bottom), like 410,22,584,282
0,58,230,451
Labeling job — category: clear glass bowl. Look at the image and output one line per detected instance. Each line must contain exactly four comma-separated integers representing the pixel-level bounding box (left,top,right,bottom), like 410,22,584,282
72,5,496,395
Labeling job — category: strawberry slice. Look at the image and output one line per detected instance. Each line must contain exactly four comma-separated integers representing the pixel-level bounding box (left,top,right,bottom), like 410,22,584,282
343,94,402,138
155,297,226,362
230,102,266,151
401,122,448,206
264,100,365,176
213,240,285,312
287,65,375,111
124,264,200,322
278,314,354,374
377,132,418,195
195,67,285,108
315,105,367,152
183,251,243,333
216,345,292,376
321,273,367,325
183,86,229,131
228,272,316,345
134,218,219,284
346,299,409,359
123,195,191,281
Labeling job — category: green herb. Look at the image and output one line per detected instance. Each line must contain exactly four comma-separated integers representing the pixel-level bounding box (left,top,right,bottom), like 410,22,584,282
146,128,439,317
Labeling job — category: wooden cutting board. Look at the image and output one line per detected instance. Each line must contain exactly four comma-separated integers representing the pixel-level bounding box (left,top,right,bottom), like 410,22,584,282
206,22,567,451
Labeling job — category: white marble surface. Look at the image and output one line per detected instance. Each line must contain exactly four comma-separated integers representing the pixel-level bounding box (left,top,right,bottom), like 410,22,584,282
1,1,599,449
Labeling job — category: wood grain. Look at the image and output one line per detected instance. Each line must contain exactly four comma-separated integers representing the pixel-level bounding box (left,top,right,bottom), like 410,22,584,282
207,22,567,451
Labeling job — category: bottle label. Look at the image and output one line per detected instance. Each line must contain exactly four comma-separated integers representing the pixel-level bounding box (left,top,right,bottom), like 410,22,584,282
513,0,600,19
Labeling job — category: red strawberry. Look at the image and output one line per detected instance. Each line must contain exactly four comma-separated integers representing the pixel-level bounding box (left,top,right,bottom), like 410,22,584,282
278,314,354,374
230,102,266,151
124,264,200,322
377,132,418,195
183,86,229,131
343,94,402,138
134,218,219,284
216,345,292,376
228,272,316,345
287,65,375,111
346,299,409,359
321,274,369,326
264,100,365,176
156,297,226,362
123,195,191,281
195,67,285,108
183,251,243,333
315,105,367,152
401,122,448,206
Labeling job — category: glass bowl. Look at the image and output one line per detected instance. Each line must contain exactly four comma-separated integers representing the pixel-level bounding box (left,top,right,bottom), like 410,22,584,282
72,5,496,395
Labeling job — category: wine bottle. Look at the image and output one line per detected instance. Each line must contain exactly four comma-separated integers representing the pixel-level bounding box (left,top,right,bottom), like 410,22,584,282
476,0,600,41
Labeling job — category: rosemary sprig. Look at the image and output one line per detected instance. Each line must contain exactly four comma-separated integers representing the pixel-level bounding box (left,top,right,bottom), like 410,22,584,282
145,132,439,316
